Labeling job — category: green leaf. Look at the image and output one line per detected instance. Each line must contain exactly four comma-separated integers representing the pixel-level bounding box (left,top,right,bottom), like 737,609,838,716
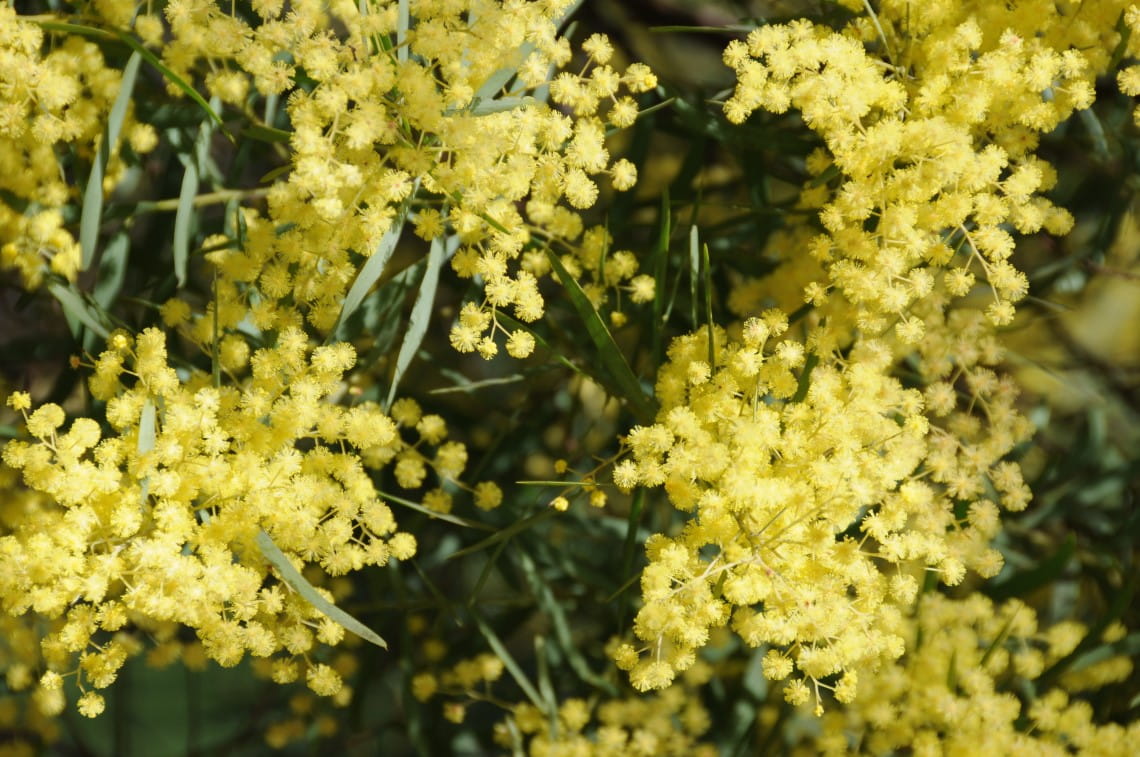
544,250,656,423
689,225,699,327
518,547,618,695
36,22,225,131
791,352,819,403
494,312,589,380
1067,632,1140,673
115,33,225,132
650,189,671,366
174,164,200,289
470,607,544,710
256,529,388,649
379,490,495,531
138,397,156,505
448,509,557,560
173,96,219,287
138,398,157,456
397,0,410,63
385,233,449,410
92,232,130,310
702,243,714,365
47,283,110,340
987,535,1075,600
81,50,142,271
332,208,411,341
239,123,291,143
467,96,535,116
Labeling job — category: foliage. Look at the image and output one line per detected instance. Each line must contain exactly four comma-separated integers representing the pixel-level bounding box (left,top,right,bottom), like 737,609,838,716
1,0,1138,754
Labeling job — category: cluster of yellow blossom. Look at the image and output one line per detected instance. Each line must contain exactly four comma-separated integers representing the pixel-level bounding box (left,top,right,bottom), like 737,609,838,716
498,685,715,757
414,651,715,756
611,317,1016,696
0,0,654,725
783,593,1138,755
612,0,1132,705
137,0,657,349
0,327,441,715
0,6,156,288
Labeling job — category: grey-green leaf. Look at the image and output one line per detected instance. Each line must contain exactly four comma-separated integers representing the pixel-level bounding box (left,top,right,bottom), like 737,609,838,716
173,161,199,288
93,232,130,310
138,398,157,456
397,0,410,63
81,51,142,271
256,529,388,649
332,210,411,341
544,250,656,423
386,234,448,410
138,397,157,506
48,283,110,340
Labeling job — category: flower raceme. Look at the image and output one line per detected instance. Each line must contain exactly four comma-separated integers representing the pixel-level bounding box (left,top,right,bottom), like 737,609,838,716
610,0,1131,706
0,0,658,725
1,328,479,710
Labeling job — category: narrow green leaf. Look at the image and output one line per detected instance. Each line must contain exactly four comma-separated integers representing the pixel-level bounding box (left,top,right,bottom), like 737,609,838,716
173,96,219,288
1078,108,1110,162
466,540,510,610
987,535,1075,600
333,210,411,341
379,490,495,531
429,374,526,395
518,548,617,695
494,312,588,380
448,509,557,560
475,62,526,101
1109,9,1132,72
138,399,157,456
545,250,656,423
534,635,561,738
791,352,819,403
978,610,1020,670
115,33,225,132
37,22,225,131
470,608,544,710
467,96,535,116
702,243,714,366
397,0,410,63
93,232,130,310
239,123,291,143
174,162,200,288
1067,632,1140,673
650,189,670,366
256,529,388,649
137,397,156,506
649,24,754,33
47,283,110,340
386,234,448,410
81,51,141,271
688,225,699,327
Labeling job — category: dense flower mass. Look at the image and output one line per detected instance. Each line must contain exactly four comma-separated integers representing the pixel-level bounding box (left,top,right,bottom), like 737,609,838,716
785,594,1139,755
1,0,1138,752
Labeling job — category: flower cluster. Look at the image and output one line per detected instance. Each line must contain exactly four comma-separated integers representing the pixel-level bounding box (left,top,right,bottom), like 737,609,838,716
785,594,1139,755
2,328,435,712
415,650,716,756
0,6,155,288
145,0,657,350
612,0,1130,705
